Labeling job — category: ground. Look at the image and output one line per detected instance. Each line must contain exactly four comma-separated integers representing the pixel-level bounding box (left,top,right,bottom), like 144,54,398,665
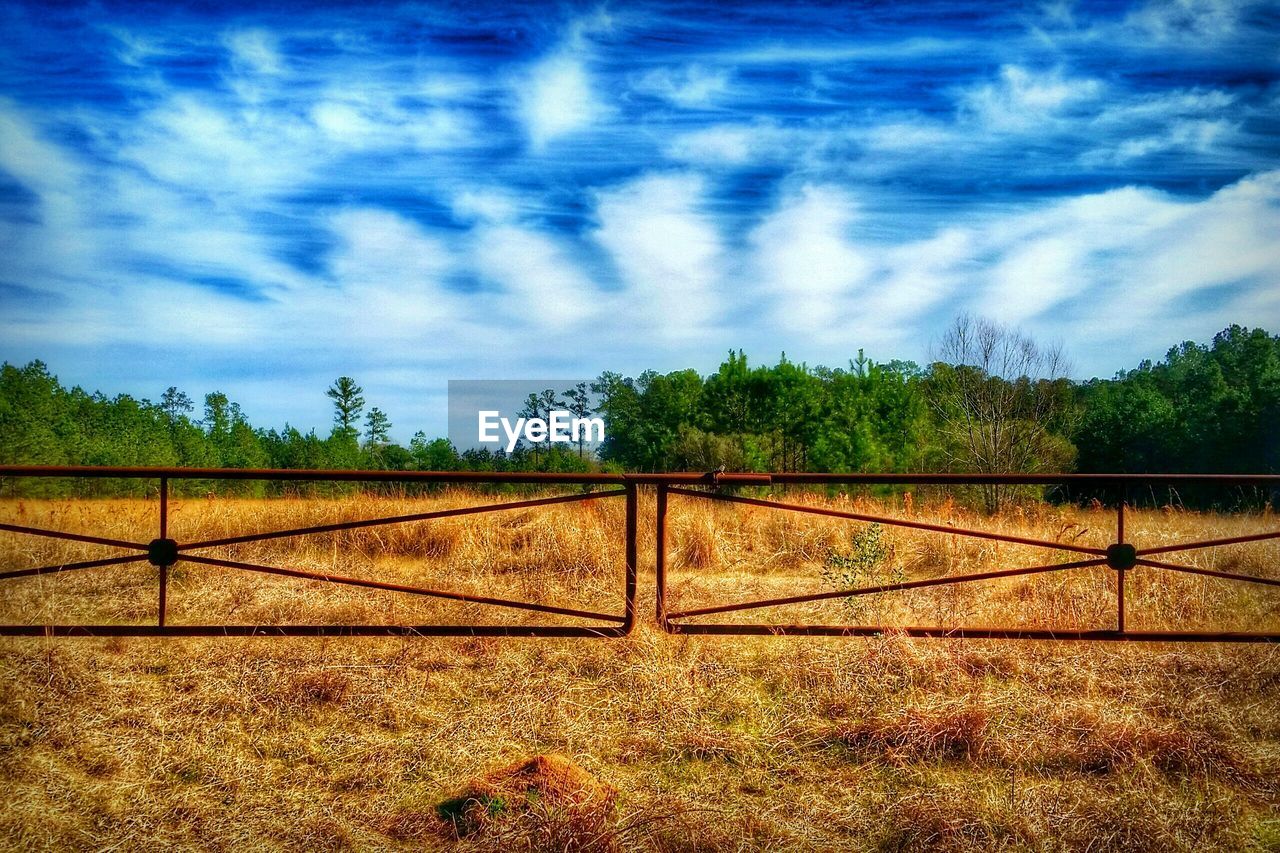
1,490,1277,851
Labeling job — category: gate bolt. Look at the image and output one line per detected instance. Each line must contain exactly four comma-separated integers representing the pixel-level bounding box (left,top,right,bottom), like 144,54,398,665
1106,543,1137,571
148,538,179,567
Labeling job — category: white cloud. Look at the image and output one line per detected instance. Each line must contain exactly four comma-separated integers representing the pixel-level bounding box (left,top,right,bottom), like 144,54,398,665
310,89,474,150
985,236,1081,324
226,29,283,75
1109,119,1232,163
451,189,519,223
959,65,1103,131
327,208,452,293
862,121,954,152
1079,89,1238,165
665,125,759,165
635,65,731,107
409,108,474,149
470,224,599,328
106,28,170,68
419,73,483,101
866,228,975,328
950,176,1280,352
311,100,376,141
728,174,1279,368
121,94,311,192
1125,0,1245,43
748,185,873,337
1119,173,1280,303
592,173,725,337
0,101,82,225
517,53,605,150
718,37,977,66
663,122,806,167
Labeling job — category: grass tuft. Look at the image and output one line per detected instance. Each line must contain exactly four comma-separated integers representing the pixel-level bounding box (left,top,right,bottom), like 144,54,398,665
1,491,1278,849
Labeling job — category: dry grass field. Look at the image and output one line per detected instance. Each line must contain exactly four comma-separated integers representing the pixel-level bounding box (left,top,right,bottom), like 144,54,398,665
1,489,1278,851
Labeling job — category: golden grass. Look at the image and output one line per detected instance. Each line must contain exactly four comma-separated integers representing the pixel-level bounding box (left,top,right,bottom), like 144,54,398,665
1,490,1278,851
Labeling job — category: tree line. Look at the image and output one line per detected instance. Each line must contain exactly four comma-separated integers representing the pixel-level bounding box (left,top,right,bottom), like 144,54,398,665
1,320,1275,505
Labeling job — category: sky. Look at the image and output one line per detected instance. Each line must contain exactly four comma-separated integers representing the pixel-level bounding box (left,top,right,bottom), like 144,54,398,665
0,0,1278,440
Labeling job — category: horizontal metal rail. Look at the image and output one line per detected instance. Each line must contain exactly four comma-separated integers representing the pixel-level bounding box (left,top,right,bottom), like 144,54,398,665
0,466,1277,641
0,625,628,638
3,464,1279,487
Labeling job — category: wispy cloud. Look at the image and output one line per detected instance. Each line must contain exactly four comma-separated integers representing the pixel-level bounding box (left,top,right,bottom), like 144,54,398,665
634,64,732,107
958,66,1104,132
0,1,1276,437
517,53,606,150
747,185,872,338
592,172,726,339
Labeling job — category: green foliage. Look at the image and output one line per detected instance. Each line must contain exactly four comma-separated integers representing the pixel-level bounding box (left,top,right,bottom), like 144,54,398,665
410,433,460,470
1074,325,1279,504
594,351,936,474
364,407,391,446
0,324,1273,503
820,524,902,621
563,381,593,458
326,376,364,441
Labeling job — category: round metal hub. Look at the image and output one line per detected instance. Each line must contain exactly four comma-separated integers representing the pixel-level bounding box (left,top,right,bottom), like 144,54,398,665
147,538,179,567
1106,542,1137,571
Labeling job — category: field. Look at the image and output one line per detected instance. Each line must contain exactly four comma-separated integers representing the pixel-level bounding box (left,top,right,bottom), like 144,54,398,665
1,490,1278,851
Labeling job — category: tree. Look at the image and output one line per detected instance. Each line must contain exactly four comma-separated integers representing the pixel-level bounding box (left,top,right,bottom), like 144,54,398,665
1072,325,1279,506
703,350,754,435
203,392,231,439
538,388,564,457
538,388,563,421
630,369,703,471
160,387,193,424
516,392,543,462
927,314,1077,513
757,354,823,471
809,358,932,474
410,433,459,470
515,388,565,466
562,382,593,458
0,361,71,467
364,407,391,446
363,407,392,468
326,377,364,441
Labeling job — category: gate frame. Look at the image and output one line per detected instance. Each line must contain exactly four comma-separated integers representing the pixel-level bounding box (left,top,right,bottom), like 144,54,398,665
0,466,638,637
1,466,1278,641
655,472,1280,642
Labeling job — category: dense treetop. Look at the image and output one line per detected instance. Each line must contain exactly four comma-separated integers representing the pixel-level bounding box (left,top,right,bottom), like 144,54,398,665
1,325,1276,498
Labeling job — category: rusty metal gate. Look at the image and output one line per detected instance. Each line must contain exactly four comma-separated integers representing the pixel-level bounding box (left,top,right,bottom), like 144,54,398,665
0,467,638,637
0,466,1276,641
656,473,1280,642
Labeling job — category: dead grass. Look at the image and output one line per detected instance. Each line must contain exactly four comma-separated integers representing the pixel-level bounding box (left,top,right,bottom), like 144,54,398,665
0,490,1278,850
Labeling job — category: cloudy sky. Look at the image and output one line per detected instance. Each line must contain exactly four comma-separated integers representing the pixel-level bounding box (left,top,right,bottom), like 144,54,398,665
1,0,1277,439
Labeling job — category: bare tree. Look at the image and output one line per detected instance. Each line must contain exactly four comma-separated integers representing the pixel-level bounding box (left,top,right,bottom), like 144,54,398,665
928,314,1077,513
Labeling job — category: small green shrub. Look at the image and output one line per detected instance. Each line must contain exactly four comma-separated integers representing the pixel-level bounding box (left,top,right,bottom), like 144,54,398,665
821,523,901,620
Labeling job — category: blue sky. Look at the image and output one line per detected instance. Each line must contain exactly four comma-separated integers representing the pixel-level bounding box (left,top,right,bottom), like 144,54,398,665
1,0,1278,440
